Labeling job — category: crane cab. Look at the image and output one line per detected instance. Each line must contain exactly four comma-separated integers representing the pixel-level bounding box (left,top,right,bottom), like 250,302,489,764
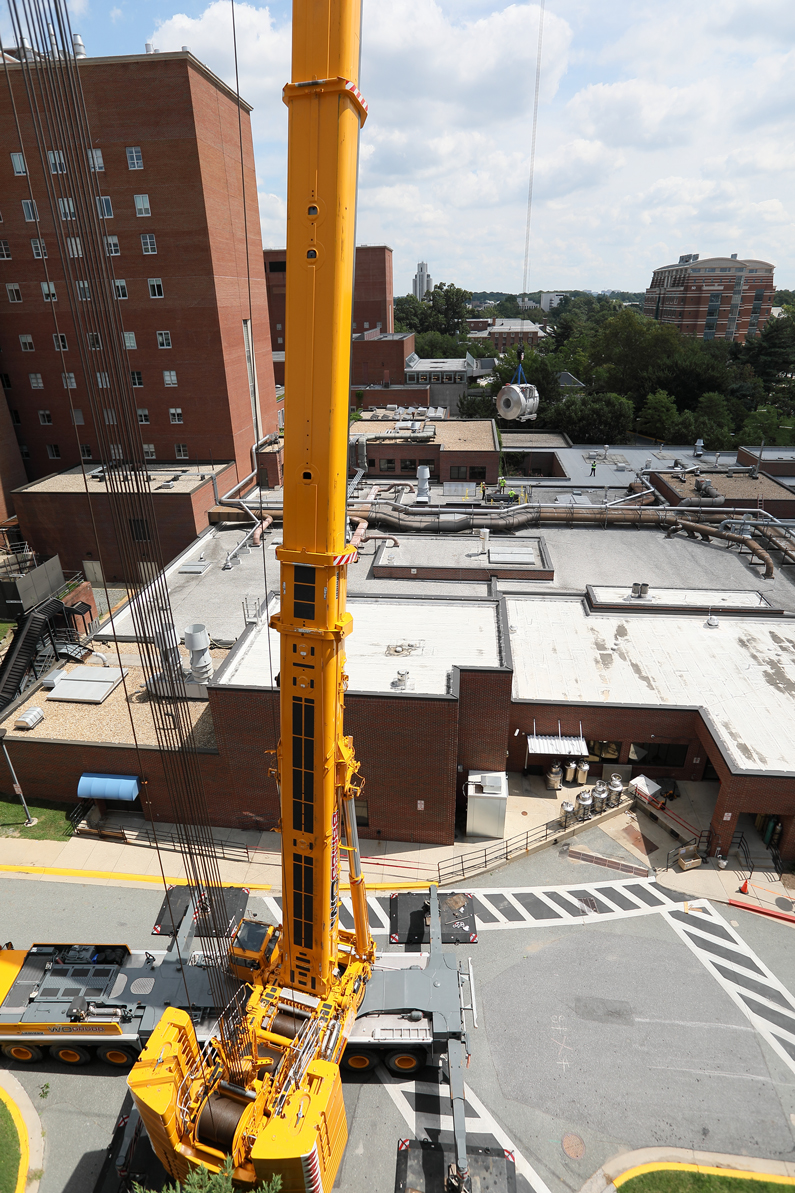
228,919,280,984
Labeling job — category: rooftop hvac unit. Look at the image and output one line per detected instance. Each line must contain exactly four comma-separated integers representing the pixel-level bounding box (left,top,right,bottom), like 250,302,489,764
15,707,44,730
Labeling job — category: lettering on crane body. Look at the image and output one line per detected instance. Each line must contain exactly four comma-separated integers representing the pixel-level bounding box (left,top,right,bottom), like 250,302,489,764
331,808,340,926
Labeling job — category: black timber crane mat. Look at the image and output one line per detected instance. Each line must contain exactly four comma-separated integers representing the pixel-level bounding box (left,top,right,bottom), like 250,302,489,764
394,1140,516,1193
389,892,477,944
152,886,250,937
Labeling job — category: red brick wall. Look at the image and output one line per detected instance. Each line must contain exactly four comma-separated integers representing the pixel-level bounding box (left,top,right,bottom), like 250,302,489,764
352,386,431,409
0,54,275,483
444,450,500,484
0,400,27,521
351,335,414,387
651,471,795,516
353,246,393,334
455,668,512,778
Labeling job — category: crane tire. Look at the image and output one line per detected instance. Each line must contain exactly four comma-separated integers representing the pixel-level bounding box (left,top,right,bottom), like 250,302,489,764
341,1048,377,1072
97,1044,136,1068
2,1042,43,1063
50,1044,92,1066
384,1048,426,1076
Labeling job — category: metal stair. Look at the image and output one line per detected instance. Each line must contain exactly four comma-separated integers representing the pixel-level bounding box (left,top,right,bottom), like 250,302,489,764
0,597,66,711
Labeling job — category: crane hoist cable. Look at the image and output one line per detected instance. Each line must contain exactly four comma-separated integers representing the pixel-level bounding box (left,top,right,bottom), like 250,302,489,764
520,0,546,328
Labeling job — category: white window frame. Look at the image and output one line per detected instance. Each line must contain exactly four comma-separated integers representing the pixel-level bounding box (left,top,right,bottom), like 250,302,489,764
130,370,143,388
134,194,151,217
157,330,171,348
46,444,61,460
137,408,150,424
75,279,91,301
141,233,157,254
21,199,37,222
62,372,76,388
148,278,163,298
87,332,101,350
96,195,113,219
126,146,143,170
6,283,22,303
0,240,11,259
114,279,128,300
163,370,177,386
48,150,66,174
104,407,116,424
169,407,183,423
103,235,120,257
41,281,56,302
175,443,189,459
88,148,104,172
124,331,137,350
11,152,26,176
80,443,92,459
38,409,52,424
143,443,156,460
58,197,76,220
71,409,84,425
67,237,82,258
97,372,110,389
28,372,43,389
20,334,34,351
53,333,68,351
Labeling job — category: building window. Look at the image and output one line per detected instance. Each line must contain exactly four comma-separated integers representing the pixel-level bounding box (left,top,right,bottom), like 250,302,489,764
175,443,189,459
143,443,156,459
0,240,11,259
148,278,163,298
141,233,156,254
379,458,395,472
20,334,34,351
19,445,29,458
450,466,467,479
134,194,151,217
62,372,76,388
137,408,149,423
6,283,22,303
276,323,282,331
10,408,20,421
406,373,417,383
58,197,76,220
11,152,26,175
400,458,416,472
628,742,688,768
53,333,67,350
21,199,37,222
104,235,119,256
131,370,143,387
277,337,283,344
88,148,104,172
80,444,92,459
46,444,60,459
67,237,82,258
469,466,486,480
28,372,43,388
157,330,171,348
420,458,436,473
48,150,66,174
87,332,101,350
97,372,110,389
114,279,128,300
38,409,52,424
367,458,375,469
354,798,369,827
126,146,143,170
268,260,285,272
586,740,622,762
110,444,123,460
104,407,116,424
96,195,113,219
71,409,84,425
124,331,137,350
76,280,91,301
169,407,183,423
41,281,57,302
163,369,177,386
129,517,150,542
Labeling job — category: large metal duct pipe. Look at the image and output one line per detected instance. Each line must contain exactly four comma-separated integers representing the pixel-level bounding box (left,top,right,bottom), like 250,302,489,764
665,519,775,578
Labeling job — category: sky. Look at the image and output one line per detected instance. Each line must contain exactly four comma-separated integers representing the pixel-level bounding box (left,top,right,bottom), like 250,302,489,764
10,0,794,294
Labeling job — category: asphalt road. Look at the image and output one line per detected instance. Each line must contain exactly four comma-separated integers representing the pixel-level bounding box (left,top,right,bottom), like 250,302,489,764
2,830,795,1193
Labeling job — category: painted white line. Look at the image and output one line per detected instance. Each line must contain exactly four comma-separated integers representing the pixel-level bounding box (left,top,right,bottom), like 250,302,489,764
650,1064,795,1088
463,1081,554,1193
472,892,511,925
367,896,392,931
636,1018,754,1032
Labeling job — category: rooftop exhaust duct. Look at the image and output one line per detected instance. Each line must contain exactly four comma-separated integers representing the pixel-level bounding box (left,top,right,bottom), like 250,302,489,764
72,33,86,57
184,623,213,684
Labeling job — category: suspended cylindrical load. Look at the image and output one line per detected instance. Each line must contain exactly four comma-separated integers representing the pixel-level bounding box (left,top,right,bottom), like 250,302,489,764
559,801,575,829
576,790,593,821
495,383,539,422
564,759,577,783
545,762,562,791
184,623,213,684
607,774,624,806
575,759,590,784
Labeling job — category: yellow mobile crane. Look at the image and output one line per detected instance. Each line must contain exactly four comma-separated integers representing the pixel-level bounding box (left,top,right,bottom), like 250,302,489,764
128,1,376,1188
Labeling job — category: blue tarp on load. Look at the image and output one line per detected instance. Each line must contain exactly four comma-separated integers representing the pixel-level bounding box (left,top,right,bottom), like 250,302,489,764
77,773,140,801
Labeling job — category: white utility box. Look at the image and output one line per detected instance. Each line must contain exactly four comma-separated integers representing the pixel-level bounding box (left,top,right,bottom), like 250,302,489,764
465,771,508,839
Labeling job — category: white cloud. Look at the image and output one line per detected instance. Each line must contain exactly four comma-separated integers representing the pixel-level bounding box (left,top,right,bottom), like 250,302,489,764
150,0,795,291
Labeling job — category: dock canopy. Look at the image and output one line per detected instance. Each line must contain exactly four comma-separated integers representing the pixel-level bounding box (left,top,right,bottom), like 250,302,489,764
526,734,588,755
78,772,140,801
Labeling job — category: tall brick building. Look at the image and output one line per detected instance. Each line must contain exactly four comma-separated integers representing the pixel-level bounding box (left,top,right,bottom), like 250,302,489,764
0,50,276,486
643,253,775,341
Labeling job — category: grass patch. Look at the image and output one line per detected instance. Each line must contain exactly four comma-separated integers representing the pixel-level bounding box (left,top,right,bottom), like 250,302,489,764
0,622,13,641
0,791,75,841
0,1096,21,1193
622,1170,791,1192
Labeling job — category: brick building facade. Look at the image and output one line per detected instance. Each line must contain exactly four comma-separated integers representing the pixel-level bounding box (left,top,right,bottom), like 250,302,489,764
643,254,775,341
0,51,276,486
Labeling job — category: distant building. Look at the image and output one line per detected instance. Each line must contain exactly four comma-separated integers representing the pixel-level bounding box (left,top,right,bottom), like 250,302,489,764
643,254,775,341
412,262,433,300
468,318,546,352
264,245,395,384
518,296,539,309
350,414,500,484
540,292,566,312
557,372,585,391
403,352,493,414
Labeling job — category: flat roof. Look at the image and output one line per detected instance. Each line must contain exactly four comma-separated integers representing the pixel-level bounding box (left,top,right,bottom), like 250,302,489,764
508,596,795,774
13,462,233,497
373,535,549,574
216,597,501,695
662,471,791,501
353,418,496,451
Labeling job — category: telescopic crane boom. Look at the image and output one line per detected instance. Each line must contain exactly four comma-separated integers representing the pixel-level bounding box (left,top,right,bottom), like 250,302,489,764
127,2,375,1188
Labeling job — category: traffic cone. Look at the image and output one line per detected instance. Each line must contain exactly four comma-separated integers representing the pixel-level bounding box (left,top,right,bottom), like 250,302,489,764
739,879,749,895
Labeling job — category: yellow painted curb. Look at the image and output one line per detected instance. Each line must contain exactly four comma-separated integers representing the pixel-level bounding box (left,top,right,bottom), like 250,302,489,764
0,1083,29,1193
614,1161,795,1186
0,864,269,890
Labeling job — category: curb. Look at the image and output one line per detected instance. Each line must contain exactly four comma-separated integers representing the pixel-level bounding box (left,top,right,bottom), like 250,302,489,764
0,864,270,890
729,898,795,925
581,1147,795,1192
0,1068,44,1193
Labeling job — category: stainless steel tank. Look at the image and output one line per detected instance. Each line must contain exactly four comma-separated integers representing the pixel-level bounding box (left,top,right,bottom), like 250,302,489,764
564,759,577,783
576,790,593,820
559,801,575,828
545,762,562,791
576,759,590,784
607,773,624,806
592,783,607,813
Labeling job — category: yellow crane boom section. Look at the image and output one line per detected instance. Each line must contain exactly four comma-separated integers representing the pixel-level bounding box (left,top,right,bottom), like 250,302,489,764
128,3,375,1189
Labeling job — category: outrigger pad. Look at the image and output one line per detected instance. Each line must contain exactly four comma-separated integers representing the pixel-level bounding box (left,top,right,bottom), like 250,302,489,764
389,892,477,945
394,1139,517,1193
152,886,250,938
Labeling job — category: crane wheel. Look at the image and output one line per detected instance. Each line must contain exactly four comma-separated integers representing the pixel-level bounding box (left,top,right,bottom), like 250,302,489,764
341,1049,376,1072
384,1049,426,1076
2,1042,43,1064
97,1044,136,1068
51,1044,91,1066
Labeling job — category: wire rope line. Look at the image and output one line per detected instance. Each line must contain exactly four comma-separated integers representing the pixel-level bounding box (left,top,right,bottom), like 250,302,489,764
4,0,251,1072
520,0,545,323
